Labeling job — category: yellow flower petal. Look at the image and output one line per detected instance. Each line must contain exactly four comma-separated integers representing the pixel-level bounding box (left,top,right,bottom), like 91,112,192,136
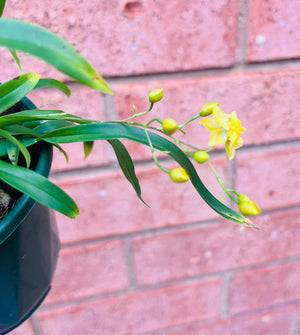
200,118,220,131
212,106,230,129
209,128,227,146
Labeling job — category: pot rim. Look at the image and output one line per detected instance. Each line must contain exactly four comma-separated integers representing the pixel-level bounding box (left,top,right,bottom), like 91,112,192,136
0,97,53,245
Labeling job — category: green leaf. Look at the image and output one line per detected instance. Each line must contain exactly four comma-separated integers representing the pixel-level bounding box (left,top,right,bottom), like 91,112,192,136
0,128,31,167
33,120,76,134
0,160,79,218
83,141,94,159
6,139,19,165
39,123,254,226
0,0,6,17
108,139,148,206
0,73,40,114
35,79,71,97
0,19,113,94
0,109,91,127
0,137,37,157
9,49,22,71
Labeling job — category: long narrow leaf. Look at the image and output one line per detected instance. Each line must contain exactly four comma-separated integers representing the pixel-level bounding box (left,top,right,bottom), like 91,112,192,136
0,137,37,157
0,73,40,114
6,139,19,165
0,109,92,127
0,160,79,218
0,19,113,94
108,139,148,206
35,79,71,97
83,141,94,159
0,128,31,167
39,123,254,226
9,49,22,71
0,0,5,17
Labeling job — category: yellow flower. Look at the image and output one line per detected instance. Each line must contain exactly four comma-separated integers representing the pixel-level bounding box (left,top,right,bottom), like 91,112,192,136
200,107,246,160
225,112,246,160
238,195,262,216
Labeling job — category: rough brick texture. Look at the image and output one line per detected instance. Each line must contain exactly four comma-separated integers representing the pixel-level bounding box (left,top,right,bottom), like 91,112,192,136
44,241,128,305
133,209,300,286
2,0,239,79
230,262,300,314
247,0,300,62
54,157,227,244
38,279,221,335
2,1,300,335
160,305,299,335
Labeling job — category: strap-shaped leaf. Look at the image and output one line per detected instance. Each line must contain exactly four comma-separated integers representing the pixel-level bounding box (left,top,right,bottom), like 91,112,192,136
39,123,253,226
0,109,91,127
0,0,5,17
108,139,148,206
9,49,22,71
83,141,94,159
0,160,79,218
0,73,40,114
0,19,113,94
0,128,31,167
35,78,71,97
6,139,19,165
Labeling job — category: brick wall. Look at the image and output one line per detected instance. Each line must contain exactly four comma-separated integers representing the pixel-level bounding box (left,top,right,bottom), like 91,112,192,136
2,0,300,334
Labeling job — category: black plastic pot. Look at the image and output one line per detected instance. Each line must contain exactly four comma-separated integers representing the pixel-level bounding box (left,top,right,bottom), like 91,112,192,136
0,98,60,335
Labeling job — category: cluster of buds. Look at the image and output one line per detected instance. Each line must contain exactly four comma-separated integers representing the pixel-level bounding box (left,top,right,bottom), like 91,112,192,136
120,88,262,220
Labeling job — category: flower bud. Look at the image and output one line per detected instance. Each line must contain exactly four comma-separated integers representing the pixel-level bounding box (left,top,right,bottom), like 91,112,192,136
193,151,210,164
148,88,164,103
200,102,219,117
238,195,262,216
169,168,190,183
162,118,178,135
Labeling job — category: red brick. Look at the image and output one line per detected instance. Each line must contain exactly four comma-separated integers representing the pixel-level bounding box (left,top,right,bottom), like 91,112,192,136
236,146,300,211
38,279,222,335
2,0,239,79
230,261,300,314
161,305,299,335
247,0,300,62
27,85,112,171
54,157,227,243
133,209,300,286
9,319,35,335
43,241,128,305
115,69,300,161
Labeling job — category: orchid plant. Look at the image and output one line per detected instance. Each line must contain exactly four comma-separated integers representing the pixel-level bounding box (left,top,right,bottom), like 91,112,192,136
0,0,261,228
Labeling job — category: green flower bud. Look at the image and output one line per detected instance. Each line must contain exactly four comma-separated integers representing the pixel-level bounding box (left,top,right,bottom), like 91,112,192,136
162,118,178,135
200,102,219,117
169,168,190,183
238,195,262,216
193,151,210,164
148,88,164,103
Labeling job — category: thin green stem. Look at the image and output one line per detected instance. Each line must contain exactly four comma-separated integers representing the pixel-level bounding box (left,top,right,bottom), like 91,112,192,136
144,128,169,173
119,103,154,122
179,114,201,129
208,161,238,204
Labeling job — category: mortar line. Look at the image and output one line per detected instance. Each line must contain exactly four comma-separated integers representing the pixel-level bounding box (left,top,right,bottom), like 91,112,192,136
221,272,232,318
236,0,250,66
293,302,300,335
49,138,300,182
30,315,45,335
122,237,139,291
56,202,300,250
39,255,300,313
